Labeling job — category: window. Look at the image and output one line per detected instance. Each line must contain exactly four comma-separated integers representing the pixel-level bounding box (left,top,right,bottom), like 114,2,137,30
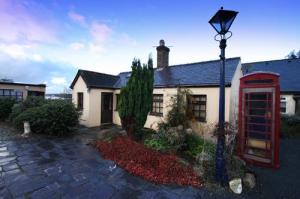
188,95,207,122
0,89,23,101
280,97,287,113
115,94,120,110
151,94,163,116
77,92,83,110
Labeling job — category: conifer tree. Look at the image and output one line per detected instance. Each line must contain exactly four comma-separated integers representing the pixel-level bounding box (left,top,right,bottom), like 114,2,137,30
118,57,154,139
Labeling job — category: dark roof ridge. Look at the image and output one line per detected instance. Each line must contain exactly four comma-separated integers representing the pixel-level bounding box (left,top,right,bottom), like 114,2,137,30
242,58,300,65
79,69,118,77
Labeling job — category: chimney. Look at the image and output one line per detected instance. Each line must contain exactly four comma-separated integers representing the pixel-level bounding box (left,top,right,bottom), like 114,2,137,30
156,40,170,68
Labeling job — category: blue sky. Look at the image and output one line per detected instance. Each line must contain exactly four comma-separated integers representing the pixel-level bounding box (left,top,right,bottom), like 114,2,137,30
0,0,299,93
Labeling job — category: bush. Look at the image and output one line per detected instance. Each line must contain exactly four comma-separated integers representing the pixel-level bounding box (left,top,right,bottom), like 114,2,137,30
9,96,46,121
183,134,216,159
13,100,80,136
144,137,170,152
281,114,300,138
166,87,191,128
0,98,16,121
22,96,46,109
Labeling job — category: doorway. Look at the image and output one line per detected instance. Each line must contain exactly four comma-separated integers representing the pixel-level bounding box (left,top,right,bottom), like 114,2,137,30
101,92,113,124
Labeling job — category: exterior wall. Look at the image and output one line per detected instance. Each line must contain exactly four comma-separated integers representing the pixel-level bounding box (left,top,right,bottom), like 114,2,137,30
0,84,45,99
113,90,121,125
72,76,90,126
112,87,231,134
89,88,114,127
229,60,243,128
281,94,296,115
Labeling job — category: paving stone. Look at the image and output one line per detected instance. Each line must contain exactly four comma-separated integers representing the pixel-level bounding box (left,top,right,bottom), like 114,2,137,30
0,157,16,165
111,187,143,199
0,147,7,151
3,173,30,186
0,151,10,157
0,187,12,199
154,190,180,199
8,176,52,197
30,186,60,199
2,163,19,172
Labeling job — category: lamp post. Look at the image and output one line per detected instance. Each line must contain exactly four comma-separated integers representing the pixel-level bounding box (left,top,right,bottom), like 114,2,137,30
209,7,238,185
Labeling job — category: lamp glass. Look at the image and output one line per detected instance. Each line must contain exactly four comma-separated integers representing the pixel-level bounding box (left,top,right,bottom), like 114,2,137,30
209,9,238,34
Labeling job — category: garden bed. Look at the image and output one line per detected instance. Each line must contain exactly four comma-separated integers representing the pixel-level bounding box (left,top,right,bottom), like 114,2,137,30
94,136,202,187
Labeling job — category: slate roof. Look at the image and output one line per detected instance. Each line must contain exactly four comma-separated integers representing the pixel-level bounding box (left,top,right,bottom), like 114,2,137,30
70,69,119,89
70,57,241,89
242,58,300,92
114,57,241,88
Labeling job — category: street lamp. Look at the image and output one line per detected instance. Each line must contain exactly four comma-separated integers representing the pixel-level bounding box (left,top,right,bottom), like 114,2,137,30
209,7,238,185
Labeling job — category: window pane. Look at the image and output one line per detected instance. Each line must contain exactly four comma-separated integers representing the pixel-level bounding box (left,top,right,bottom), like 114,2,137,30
200,112,206,117
4,90,10,96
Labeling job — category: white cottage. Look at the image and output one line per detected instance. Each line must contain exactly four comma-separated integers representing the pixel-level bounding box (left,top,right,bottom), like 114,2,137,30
70,40,243,133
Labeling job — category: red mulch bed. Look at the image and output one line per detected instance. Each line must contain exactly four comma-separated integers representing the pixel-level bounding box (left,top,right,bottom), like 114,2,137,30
94,136,201,187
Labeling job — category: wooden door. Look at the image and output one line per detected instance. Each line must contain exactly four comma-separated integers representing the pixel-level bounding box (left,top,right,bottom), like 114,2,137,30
101,93,113,124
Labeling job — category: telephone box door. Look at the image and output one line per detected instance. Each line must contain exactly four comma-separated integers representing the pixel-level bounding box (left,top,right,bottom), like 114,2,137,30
241,88,274,164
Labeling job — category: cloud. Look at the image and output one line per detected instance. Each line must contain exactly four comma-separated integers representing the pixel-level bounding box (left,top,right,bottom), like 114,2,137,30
89,21,112,52
69,42,85,50
68,11,86,27
90,22,112,43
0,43,43,61
119,33,138,46
51,77,67,86
0,0,58,43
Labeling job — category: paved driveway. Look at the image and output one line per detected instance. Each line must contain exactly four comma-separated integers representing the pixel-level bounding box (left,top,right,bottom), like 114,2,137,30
0,124,299,199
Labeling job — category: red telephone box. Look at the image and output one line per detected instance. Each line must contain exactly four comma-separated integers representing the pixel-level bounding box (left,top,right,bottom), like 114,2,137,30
237,72,280,168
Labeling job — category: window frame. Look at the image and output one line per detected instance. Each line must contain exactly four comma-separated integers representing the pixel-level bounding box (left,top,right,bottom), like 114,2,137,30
77,92,84,110
150,94,163,116
280,97,287,113
188,94,207,122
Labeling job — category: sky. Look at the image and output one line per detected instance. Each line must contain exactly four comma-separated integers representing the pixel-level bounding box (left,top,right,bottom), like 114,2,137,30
0,0,299,93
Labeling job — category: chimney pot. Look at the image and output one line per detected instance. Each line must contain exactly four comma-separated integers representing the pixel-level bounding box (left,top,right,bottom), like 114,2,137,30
156,39,170,68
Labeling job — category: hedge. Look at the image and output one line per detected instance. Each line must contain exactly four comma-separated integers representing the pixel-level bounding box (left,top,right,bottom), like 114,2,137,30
281,114,300,138
0,98,16,121
13,100,80,136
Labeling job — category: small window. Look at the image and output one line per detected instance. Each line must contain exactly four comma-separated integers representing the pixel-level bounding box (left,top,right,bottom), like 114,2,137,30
151,94,163,116
280,97,287,113
115,94,120,111
188,95,207,122
77,92,83,110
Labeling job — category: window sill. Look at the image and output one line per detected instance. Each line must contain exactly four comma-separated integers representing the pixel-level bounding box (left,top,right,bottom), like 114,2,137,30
149,112,163,117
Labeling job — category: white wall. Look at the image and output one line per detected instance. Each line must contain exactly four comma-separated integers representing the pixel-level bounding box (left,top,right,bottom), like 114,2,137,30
72,76,233,131
72,76,90,126
89,88,114,127
281,94,296,115
229,60,243,128
112,87,231,130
